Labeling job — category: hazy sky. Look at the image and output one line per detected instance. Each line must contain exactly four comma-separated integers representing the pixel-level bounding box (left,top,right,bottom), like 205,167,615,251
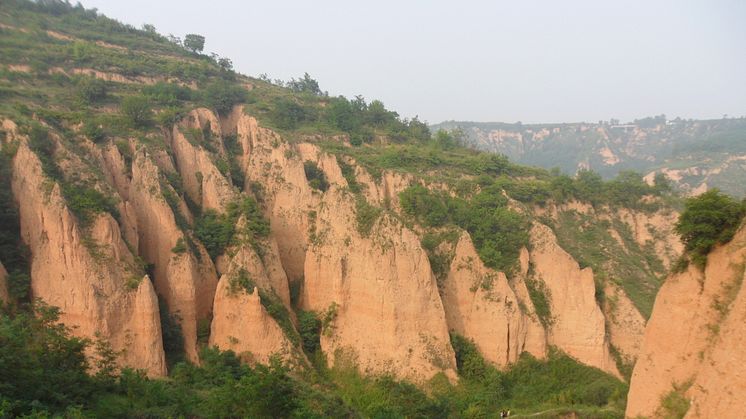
80,0,745,124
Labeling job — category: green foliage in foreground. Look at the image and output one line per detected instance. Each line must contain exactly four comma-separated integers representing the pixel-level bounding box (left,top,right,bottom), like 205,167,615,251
446,334,627,417
0,301,627,418
675,189,745,269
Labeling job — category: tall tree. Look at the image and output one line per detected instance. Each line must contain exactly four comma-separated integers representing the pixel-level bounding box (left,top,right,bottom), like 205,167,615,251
183,34,205,53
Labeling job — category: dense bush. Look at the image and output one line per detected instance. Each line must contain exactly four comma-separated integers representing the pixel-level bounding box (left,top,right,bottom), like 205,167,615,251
303,160,329,192
400,183,529,273
445,335,627,414
204,80,248,115
287,72,323,96
270,97,310,130
194,209,235,259
143,81,193,106
355,196,382,237
121,95,152,127
62,184,119,227
675,189,745,268
76,76,108,103
0,303,93,416
297,311,322,355
195,197,270,259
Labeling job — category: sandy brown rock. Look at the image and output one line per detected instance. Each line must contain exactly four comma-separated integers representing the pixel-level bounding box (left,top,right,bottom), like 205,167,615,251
171,109,235,212
686,265,746,418
12,142,166,376
0,261,9,305
603,282,645,363
442,233,546,366
626,226,746,418
617,208,683,270
226,109,319,282
210,277,297,365
129,149,218,362
509,248,549,359
301,190,457,383
220,109,458,382
529,223,620,377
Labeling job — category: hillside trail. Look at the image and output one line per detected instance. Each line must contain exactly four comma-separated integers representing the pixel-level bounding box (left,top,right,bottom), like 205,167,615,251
506,406,618,418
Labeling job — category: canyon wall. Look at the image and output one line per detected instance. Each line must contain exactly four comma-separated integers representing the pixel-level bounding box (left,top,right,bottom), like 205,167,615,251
627,226,746,418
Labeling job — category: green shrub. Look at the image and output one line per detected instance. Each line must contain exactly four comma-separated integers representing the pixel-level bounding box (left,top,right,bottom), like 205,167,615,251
194,209,234,259
270,98,309,130
400,184,529,273
193,197,270,260
27,123,62,181
204,80,248,115
297,310,322,355
451,334,488,380
675,189,745,268
77,77,107,103
62,185,119,227
228,268,256,295
158,297,185,368
156,106,186,127
227,196,270,250
303,160,329,192
121,95,152,128
0,302,93,416
258,289,299,345
355,197,381,237
81,119,105,143
525,275,553,327
656,383,691,419
143,82,193,106
338,160,361,194
171,237,187,254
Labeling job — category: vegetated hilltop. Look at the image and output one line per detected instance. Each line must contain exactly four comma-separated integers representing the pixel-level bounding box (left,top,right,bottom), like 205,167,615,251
0,1,685,417
432,116,746,197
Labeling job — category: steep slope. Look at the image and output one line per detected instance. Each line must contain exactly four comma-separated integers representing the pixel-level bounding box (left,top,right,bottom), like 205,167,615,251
626,225,746,418
222,109,458,382
127,147,218,363
7,129,166,376
442,233,546,366
529,223,620,377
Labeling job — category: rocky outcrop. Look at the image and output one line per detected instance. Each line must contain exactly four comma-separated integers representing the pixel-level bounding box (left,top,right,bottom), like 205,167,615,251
442,233,546,366
129,149,218,362
301,197,457,382
0,261,9,305
217,229,291,308
221,108,457,382
626,226,746,419
225,109,319,282
603,282,645,363
11,142,166,376
170,109,235,213
529,223,620,377
617,208,683,270
210,276,297,365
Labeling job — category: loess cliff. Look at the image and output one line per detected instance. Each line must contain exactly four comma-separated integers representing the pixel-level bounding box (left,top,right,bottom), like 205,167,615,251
0,103,681,384
627,225,746,419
